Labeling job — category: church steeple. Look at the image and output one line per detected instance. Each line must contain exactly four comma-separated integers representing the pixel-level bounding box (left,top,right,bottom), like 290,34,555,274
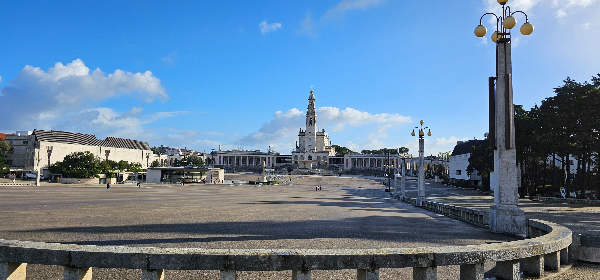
306,90,317,131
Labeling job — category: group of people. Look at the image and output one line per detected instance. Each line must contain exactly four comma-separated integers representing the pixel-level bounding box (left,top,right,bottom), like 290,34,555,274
315,185,322,191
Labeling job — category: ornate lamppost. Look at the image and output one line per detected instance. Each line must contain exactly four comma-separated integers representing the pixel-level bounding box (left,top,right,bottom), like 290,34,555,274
474,0,533,236
412,120,432,206
398,148,409,198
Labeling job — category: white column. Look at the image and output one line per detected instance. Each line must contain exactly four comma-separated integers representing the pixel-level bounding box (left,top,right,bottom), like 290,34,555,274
489,39,526,236
401,159,406,197
417,138,426,206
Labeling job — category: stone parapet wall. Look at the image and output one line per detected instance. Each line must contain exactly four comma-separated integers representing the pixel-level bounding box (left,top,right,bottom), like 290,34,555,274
0,218,571,279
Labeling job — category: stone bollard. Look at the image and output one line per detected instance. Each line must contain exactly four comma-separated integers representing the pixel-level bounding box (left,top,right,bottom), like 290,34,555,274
0,262,26,280
577,234,600,263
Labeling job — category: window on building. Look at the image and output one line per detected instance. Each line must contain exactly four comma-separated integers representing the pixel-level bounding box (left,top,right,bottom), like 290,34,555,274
456,170,461,175
22,141,28,145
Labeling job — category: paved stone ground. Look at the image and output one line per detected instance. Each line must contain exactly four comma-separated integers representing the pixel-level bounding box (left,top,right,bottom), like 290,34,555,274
400,178,600,279
0,175,513,279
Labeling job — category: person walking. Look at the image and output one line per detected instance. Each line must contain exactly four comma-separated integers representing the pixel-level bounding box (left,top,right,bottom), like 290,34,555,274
106,182,110,190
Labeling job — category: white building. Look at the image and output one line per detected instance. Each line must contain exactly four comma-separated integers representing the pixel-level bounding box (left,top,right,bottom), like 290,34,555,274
291,90,335,169
6,130,157,178
448,139,485,186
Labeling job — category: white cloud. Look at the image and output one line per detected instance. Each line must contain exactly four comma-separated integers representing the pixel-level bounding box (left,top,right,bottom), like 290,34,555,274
324,0,386,20
345,141,359,152
483,0,598,20
0,75,2,84
162,51,178,65
299,0,385,38
234,106,411,153
0,59,168,133
299,12,318,38
556,9,567,17
581,22,591,29
259,20,282,34
318,107,411,132
395,136,468,158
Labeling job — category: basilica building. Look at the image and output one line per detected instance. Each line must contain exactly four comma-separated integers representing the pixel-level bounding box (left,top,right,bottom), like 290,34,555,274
291,90,335,169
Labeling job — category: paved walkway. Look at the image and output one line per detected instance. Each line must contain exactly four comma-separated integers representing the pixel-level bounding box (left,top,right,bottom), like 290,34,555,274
399,178,600,279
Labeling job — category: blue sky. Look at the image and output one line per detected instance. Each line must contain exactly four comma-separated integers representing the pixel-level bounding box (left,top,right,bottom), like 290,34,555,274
1,0,599,156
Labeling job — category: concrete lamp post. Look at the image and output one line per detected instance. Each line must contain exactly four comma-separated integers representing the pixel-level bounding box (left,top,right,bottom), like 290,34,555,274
475,0,533,236
398,149,410,198
411,120,432,206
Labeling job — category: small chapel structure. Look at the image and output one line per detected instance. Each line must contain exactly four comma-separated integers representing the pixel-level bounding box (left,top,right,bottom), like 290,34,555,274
291,90,335,169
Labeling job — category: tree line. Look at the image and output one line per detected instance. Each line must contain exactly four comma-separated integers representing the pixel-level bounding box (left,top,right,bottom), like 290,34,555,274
468,75,600,198
332,145,410,157
50,151,144,178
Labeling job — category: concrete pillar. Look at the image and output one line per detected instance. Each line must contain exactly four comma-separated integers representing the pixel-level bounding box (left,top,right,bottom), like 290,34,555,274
495,259,519,280
401,162,406,197
522,255,544,277
545,251,560,271
489,39,526,236
560,247,569,264
460,263,484,280
357,268,379,280
63,267,92,280
417,137,425,206
413,266,437,280
394,170,398,194
141,269,164,280
220,270,236,280
291,270,311,280
0,262,27,280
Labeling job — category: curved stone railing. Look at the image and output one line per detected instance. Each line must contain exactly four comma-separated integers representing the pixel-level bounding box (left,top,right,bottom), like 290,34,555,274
533,196,600,205
399,197,490,227
1,218,571,280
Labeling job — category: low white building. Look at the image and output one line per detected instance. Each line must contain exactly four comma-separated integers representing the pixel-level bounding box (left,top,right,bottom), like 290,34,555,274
6,130,156,179
448,139,485,187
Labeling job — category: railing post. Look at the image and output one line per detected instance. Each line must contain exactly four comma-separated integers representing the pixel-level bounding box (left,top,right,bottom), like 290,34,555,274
413,266,437,280
495,259,519,280
141,269,164,280
63,266,92,280
0,262,26,280
521,255,544,277
220,270,236,280
560,247,569,264
544,251,560,271
459,263,484,280
291,270,311,280
357,268,379,280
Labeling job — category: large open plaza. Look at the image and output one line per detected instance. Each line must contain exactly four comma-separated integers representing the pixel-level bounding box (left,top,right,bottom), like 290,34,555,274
1,174,519,279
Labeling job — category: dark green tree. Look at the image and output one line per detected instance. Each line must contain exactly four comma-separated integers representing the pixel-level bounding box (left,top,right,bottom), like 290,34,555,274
187,155,205,167
332,145,357,156
0,140,12,176
466,139,493,191
49,151,102,178
116,160,130,172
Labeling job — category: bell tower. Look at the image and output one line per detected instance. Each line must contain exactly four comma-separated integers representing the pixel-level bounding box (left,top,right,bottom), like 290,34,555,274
305,90,317,152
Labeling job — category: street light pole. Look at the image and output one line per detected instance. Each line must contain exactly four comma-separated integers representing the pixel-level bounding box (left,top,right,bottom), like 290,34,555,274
412,120,432,206
474,0,533,236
